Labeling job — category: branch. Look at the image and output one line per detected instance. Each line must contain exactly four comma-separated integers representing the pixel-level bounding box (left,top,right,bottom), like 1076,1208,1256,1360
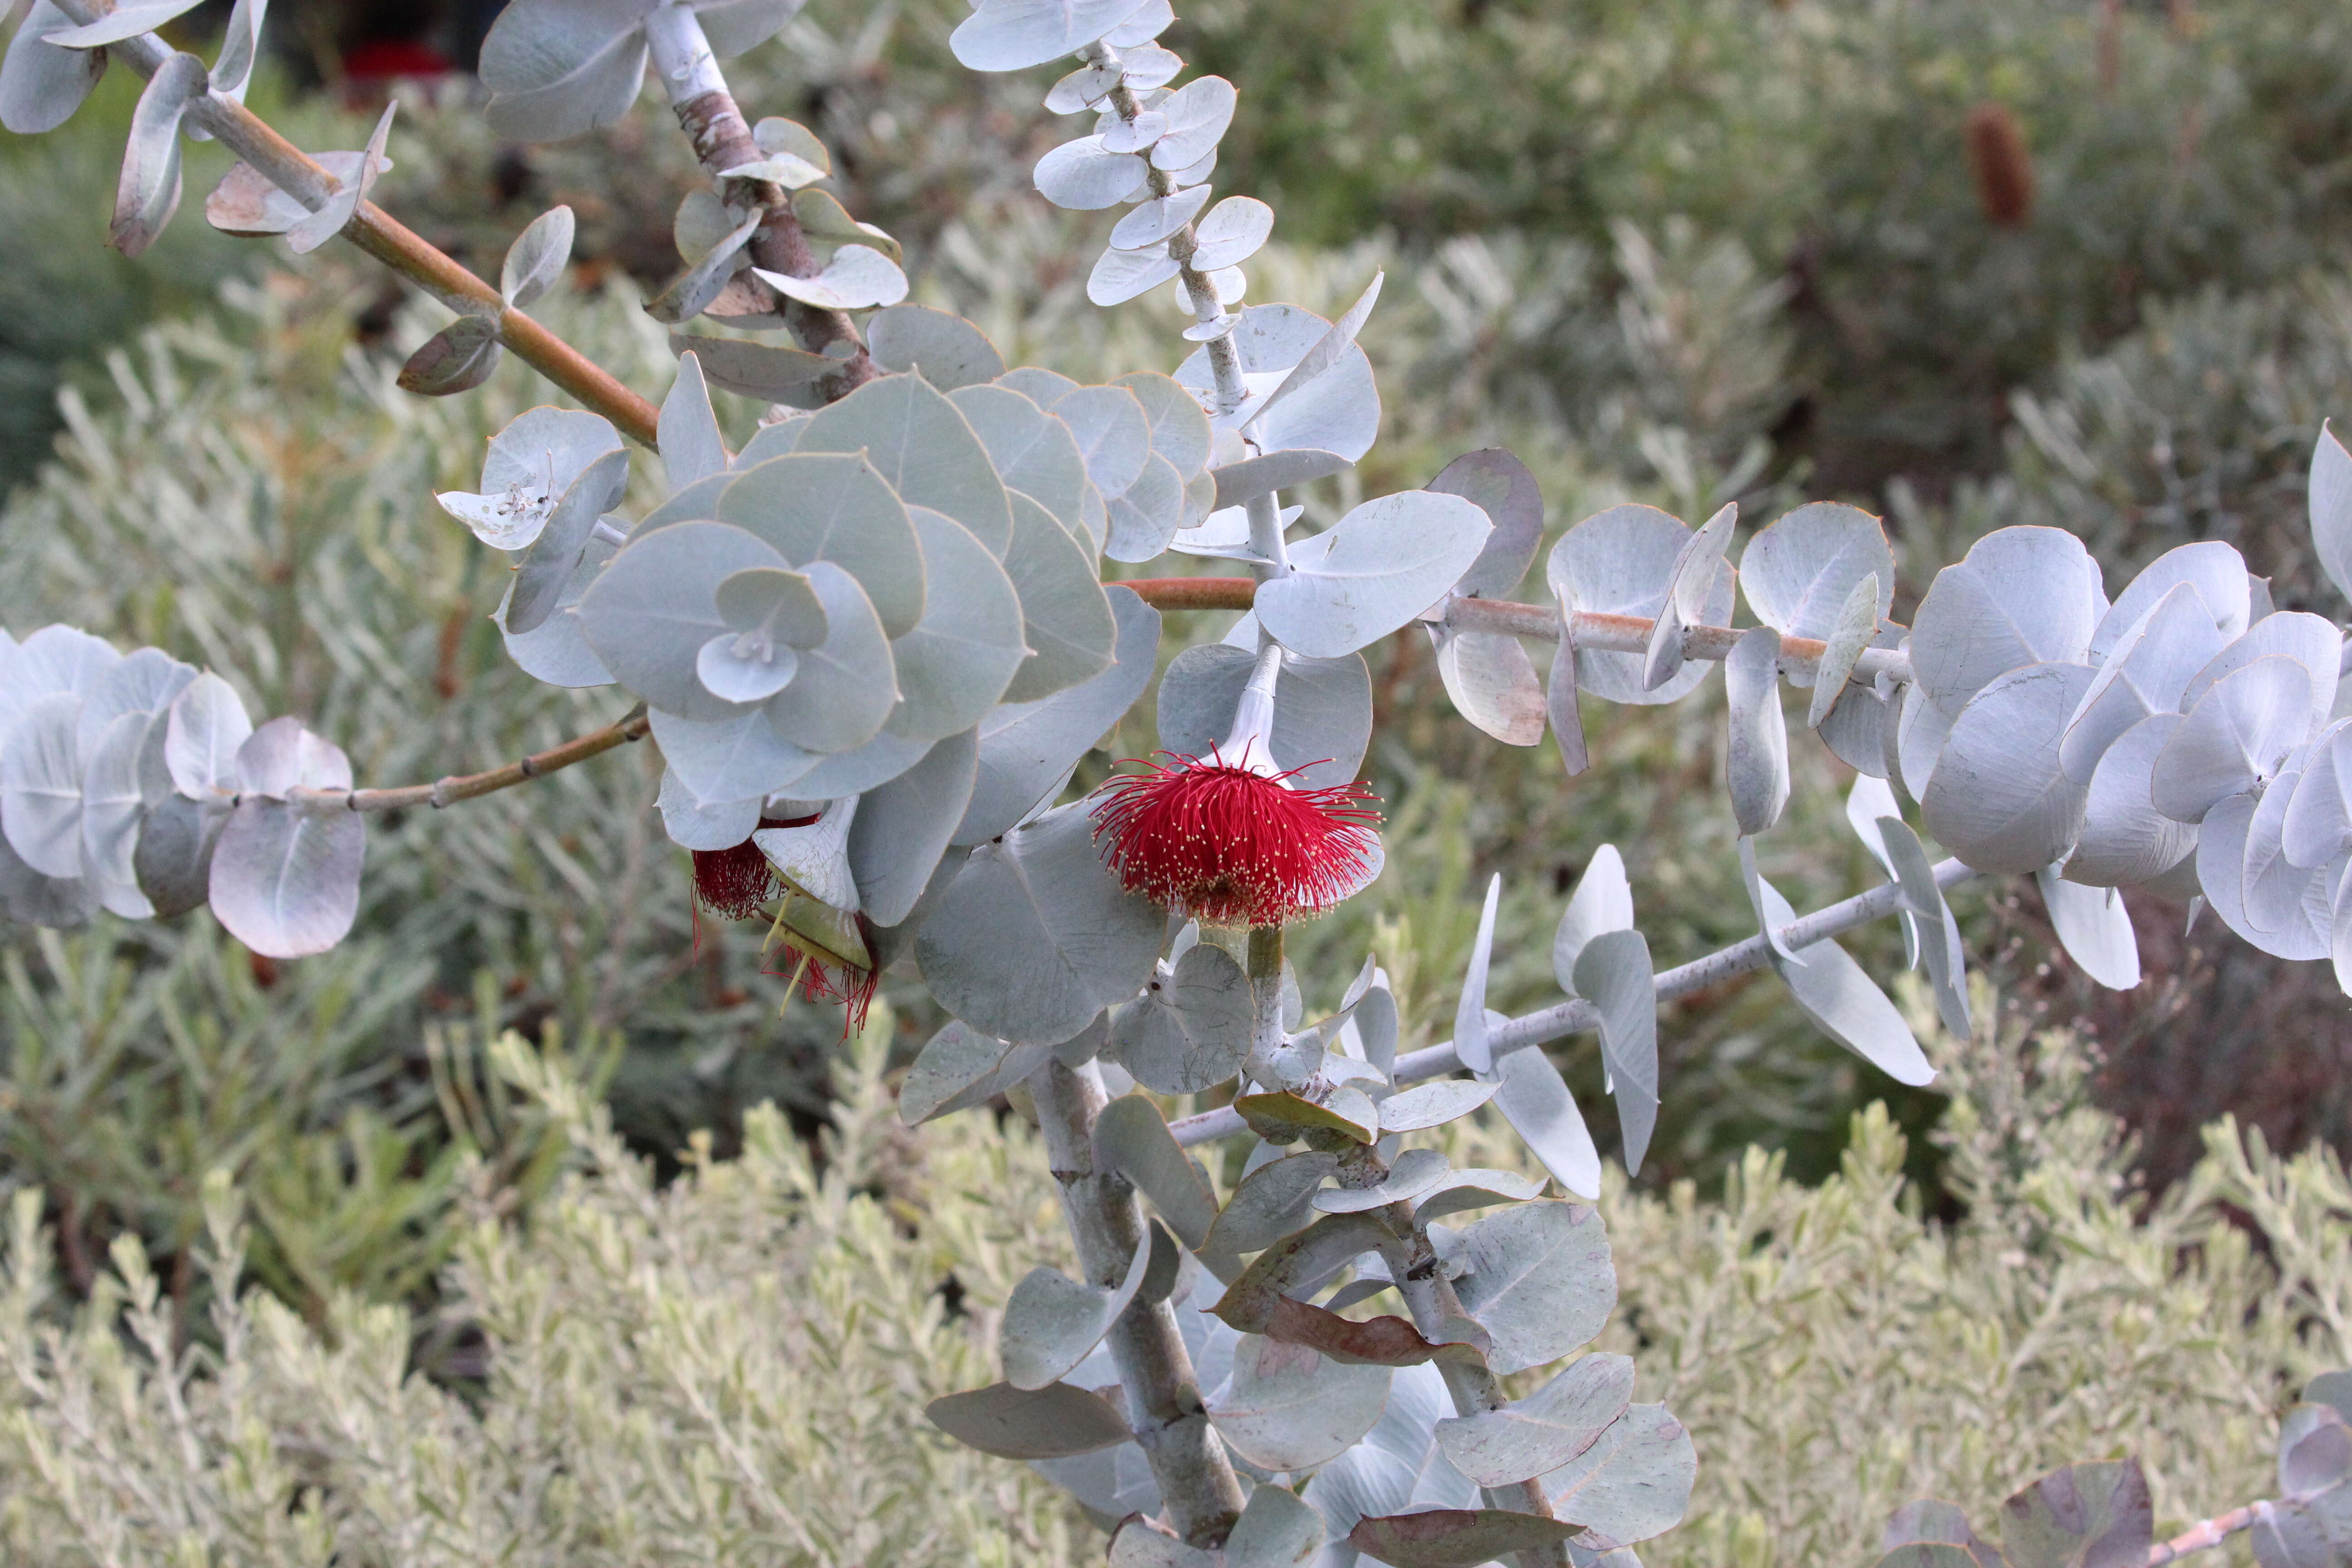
1027,1058,1246,1548
54,5,663,446
1116,579,1913,683
1338,1142,1574,1567
292,706,650,815
641,6,878,387
1169,858,1980,1147
2145,1502,2264,1565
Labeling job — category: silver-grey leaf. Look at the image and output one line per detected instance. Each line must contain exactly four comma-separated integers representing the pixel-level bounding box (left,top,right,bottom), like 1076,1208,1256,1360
1431,447,1544,603
1742,840,1935,1083
500,204,575,307
2178,612,2341,741
1909,525,2103,720
1874,813,1973,1040
2089,539,2249,661
1,691,83,878
49,0,209,47
868,304,1005,390
2151,655,2311,824
1435,1352,1635,1489
1001,1236,1154,1392
479,0,651,142
1452,1200,1617,1375
884,509,1029,745
847,728,976,927
286,99,394,255
949,384,1095,544
668,332,839,403
1107,941,1253,1095
1540,1403,1697,1545
509,446,629,635
2064,713,2199,890
2060,580,2229,784
1431,627,1545,746
1574,928,1658,1175
132,793,224,918
207,798,364,958
397,316,502,397
916,801,1165,1045
111,49,206,257
1033,133,1149,209
580,521,789,718
2035,868,2141,990
1552,844,1632,999
658,353,729,487
950,0,1154,71
1738,501,1895,643
1207,1333,1390,1471
1547,505,1734,706
1003,492,1117,702
1154,642,1370,789
1225,1479,1324,1568
958,587,1156,844
2309,421,2352,609
1808,573,1881,727
1202,1151,1336,1256
0,1,107,136
1451,872,1501,1073
1256,491,1491,660
799,373,1015,556
1921,662,2096,875
646,705,815,806
1489,1040,1601,1201
1724,624,1789,836
899,1019,1056,1125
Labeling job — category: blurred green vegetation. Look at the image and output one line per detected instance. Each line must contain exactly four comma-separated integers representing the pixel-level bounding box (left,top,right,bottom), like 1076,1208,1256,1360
0,0,2348,1331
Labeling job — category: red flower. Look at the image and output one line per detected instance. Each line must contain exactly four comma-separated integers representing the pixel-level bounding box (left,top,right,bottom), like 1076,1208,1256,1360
1089,747,1382,927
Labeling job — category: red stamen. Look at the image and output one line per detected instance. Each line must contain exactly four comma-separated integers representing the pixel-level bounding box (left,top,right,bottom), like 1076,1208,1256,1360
689,814,818,922
1088,748,1382,926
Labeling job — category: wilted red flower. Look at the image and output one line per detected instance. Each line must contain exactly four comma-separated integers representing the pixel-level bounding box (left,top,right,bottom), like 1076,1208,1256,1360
690,814,877,1028
763,937,879,1029
1089,747,1382,927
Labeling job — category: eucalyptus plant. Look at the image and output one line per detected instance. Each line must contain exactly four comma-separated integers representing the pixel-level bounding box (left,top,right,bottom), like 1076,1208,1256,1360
1,1,2348,1565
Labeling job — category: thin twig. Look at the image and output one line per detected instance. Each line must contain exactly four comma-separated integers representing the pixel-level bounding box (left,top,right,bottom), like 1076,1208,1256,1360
290,706,651,815
2145,1502,2264,1565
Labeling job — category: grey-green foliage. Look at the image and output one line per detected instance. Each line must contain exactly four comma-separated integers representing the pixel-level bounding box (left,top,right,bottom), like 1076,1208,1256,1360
0,1018,1093,1567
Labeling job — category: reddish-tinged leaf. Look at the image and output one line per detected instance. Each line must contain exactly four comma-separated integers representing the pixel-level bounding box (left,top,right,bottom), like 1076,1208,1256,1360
1347,1509,1578,1568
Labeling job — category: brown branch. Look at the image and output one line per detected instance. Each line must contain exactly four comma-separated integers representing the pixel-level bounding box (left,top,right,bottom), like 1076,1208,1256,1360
662,81,878,389
1121,576,1258,610
2144,1503,2264,1565
296,705,651,815
59,8,663,446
